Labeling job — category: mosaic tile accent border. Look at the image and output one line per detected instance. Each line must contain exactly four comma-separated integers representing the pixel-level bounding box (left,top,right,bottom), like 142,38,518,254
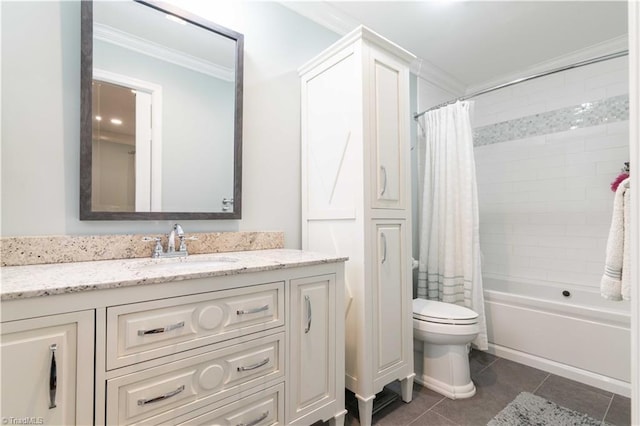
473,94,629,147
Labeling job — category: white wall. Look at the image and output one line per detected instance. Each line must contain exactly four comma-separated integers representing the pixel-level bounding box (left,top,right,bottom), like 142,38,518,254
0,1,338,247
473,57,629,289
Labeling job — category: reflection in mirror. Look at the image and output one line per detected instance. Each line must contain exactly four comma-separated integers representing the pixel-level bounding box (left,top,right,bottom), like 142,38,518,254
81,1,243,220
92,80,138,212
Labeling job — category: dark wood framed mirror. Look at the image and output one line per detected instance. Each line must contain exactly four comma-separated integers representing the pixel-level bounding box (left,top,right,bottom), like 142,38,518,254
80,1,243,220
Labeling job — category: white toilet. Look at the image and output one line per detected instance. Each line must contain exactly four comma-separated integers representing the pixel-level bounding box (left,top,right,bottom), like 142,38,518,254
412,298,479,399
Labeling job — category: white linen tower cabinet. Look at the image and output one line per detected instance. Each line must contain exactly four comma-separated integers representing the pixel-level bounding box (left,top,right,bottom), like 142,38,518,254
299,26,415,426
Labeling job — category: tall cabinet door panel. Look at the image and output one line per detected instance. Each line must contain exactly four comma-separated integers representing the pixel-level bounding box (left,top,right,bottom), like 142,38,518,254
303,48,361,218
372,222,409,381
1,311,94,425
369,49,408,211
288,274,336,423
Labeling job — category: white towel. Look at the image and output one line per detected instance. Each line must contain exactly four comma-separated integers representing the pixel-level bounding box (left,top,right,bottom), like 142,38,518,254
600,177,630,301
621,184,630,300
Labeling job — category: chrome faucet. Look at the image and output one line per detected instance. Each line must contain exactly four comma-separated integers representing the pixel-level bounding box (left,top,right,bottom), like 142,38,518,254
144,223,191,258
168,223,184,253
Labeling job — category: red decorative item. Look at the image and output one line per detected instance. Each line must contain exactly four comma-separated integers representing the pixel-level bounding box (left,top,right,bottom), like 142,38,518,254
610,172,629,192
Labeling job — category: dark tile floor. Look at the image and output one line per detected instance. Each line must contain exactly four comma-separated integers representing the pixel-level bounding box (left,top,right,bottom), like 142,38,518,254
334,351,631,426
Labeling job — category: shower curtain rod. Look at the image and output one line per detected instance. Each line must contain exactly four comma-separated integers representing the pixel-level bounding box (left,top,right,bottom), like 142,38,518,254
413,50,629,120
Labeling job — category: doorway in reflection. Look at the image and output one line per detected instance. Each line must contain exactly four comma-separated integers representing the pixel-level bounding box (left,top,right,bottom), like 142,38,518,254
92,77,160,212
92,80,135,212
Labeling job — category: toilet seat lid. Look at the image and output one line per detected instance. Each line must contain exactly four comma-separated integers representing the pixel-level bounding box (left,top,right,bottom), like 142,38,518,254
412,299,478,325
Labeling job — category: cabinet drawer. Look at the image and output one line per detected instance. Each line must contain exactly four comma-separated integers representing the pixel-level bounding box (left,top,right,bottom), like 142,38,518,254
175,383,283,426
106,332,284,425
107,282,284,369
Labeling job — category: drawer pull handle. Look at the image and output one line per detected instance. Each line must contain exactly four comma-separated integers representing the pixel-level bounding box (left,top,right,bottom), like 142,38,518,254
237,357,270,372
380,165,387,196
236,304,269,315
305,295,312,334
137,385,185,406
237,411,269,426
137,321,185,336
49,344,57,409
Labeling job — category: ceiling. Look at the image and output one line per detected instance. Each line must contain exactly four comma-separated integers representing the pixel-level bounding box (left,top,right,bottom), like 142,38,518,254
282,1,628,94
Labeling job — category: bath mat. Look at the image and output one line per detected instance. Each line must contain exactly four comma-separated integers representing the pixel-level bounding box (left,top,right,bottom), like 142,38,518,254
488,392,610,426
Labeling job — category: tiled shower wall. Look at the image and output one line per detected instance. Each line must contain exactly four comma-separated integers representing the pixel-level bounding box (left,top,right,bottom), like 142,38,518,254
473,56,629,289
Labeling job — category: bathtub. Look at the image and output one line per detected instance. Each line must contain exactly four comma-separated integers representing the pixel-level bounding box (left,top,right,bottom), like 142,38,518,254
483,276,631,396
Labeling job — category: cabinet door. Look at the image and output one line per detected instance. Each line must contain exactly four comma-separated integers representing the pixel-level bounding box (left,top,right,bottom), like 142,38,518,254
287,274,336,424
302,46,361,220
368,47,409,210
1,311,94,425
371,222,411,383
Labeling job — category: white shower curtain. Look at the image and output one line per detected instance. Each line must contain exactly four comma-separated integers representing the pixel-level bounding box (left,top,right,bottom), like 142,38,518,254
417,101,488,350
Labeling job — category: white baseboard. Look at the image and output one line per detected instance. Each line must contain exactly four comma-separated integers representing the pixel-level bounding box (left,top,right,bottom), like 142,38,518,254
487,343,631,398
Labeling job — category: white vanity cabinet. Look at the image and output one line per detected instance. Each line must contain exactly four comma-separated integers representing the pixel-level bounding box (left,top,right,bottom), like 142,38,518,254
287,274,338,424
101,281,288,425
104,282,285,370
300,26,415,426
0,250,346,426
98,266,345,426
0,311,95,425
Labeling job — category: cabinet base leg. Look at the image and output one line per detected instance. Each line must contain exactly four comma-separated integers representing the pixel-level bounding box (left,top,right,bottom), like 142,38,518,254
355,393,375,426
328,409,348,426
400,373,416,403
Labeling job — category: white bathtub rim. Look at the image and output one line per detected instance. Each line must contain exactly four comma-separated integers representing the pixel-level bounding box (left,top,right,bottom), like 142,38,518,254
483,273,631,310
483,275,630,327
485,293,629,328
483,273,604,294
487,343,631,398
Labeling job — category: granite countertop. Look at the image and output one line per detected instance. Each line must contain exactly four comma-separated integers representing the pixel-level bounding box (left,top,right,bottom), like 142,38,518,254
0,249,348,301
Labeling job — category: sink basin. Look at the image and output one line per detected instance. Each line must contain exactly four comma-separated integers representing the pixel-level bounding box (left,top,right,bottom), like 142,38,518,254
135,256,240,271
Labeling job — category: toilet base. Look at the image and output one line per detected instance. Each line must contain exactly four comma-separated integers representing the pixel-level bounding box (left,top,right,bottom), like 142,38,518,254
414,339,476,400
415,374,476,400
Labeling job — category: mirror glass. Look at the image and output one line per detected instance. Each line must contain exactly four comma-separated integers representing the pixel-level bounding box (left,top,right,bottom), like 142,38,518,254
81,0,243,220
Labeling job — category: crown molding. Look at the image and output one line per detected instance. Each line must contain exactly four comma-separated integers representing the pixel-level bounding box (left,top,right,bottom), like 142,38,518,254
283,1,627,103
411,58,466,97
282,2,415,65
464,35,629,95
278,1,359,36
360,26,415,63
281,2,462,94
94,23,234,82
299,25,415,76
